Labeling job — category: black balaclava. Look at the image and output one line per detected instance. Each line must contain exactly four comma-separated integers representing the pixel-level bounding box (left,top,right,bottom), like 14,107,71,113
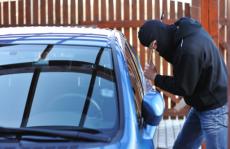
138,20,177,63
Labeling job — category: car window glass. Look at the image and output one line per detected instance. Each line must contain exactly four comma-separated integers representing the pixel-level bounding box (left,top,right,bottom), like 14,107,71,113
0,73,32,127
0,45,46,65
27,72,118,129
47,45,99,63
99,49,113,69
47,46,113,69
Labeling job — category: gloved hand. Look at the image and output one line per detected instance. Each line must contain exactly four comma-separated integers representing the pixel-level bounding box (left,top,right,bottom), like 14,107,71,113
145,79,153,92
144,63,157,83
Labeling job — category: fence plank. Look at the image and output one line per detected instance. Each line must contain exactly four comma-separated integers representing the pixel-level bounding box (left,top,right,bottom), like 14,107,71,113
78,0,83,23
88,20,143,28
55,0,61,25
155,0,160,19
163,61,169,119
132,0,137,54
163,0,168,20
124,0,130,41
71,0,76,25
3,2,9,26
170,1,175,20
169,0,177,111
18,0,24,25
139,0,144,21
33,0,39,25
108,0,114,21
147,0,152,20
101,0,106,21
219,0,226,56
116,0,121,31
26,0,31,25
132,0,137,21
201,0,208,30
177,2,183,19
85,0,91,21
146,0,153,63
48,0,54,25
116,0,121,21
11,1,16,26
63,0,68,24
185,3,191,17
40,0,46,25
132,30,138,54
191,0,201,21
139,0,145,67
209,0,219,46
93,0,99,22
154,0,161,73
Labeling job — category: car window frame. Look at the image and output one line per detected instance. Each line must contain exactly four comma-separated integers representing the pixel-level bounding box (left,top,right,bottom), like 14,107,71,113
124,42,144,127
109,42,126,142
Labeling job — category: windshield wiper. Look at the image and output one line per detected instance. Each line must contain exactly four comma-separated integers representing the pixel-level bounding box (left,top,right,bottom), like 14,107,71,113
0,127,111,142
27,126,102,134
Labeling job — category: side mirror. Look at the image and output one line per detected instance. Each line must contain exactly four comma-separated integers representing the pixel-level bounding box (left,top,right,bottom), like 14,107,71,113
141,89,165,139
142,89,165,126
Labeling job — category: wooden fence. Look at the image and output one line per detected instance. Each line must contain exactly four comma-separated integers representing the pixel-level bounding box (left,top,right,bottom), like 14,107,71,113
219,0,228,63
0,0,226,119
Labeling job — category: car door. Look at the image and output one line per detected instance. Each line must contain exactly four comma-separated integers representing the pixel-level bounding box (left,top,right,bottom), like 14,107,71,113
124,42,155,148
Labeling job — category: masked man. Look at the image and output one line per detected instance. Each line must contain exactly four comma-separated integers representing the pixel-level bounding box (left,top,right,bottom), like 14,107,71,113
138,17,228,149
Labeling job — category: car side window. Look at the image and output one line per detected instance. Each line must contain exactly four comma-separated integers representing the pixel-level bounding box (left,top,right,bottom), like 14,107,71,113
125,43,144,125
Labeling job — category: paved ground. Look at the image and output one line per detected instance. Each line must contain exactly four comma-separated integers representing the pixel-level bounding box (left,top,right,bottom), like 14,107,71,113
154,117,203,149
153,117,185,149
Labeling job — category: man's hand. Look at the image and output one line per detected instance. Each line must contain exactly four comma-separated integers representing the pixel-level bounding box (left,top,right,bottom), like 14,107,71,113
144,63,157,82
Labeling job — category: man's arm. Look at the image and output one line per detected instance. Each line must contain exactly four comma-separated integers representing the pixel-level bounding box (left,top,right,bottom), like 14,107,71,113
154,53,202,96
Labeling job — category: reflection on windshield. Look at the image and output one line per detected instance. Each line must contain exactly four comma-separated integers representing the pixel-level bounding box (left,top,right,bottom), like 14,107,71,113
27,72,118,129
0,45,118,132
0,73,32,127
0,45,47,66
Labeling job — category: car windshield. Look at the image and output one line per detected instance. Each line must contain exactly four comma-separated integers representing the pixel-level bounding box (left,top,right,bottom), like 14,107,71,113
0,44,118,132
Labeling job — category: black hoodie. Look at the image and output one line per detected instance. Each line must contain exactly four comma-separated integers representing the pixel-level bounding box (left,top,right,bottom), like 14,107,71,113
154,17,227,111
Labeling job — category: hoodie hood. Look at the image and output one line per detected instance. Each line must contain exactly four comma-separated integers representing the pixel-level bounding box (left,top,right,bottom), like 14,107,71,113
138,17,202,64
174,17,202,40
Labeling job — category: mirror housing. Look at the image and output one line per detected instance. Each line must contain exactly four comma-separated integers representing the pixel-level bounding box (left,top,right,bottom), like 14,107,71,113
142,89,165,126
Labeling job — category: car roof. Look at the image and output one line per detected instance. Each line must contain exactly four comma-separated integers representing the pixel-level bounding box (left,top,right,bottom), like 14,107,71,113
0,26,125,49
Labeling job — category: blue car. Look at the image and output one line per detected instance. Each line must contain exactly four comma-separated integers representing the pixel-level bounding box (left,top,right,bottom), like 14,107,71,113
0,27,164,149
